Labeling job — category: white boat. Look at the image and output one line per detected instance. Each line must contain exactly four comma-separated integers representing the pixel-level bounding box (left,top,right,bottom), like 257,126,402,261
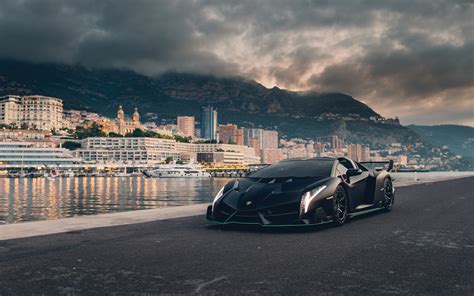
144,164,211,178
44,170,60,180
64,170,75,178
114,167,130,177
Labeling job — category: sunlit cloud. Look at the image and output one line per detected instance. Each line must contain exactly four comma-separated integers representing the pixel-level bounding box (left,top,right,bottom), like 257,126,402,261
0,0,472,125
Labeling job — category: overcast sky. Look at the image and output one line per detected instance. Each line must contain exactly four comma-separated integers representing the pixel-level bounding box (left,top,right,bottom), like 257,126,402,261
0,0,472,125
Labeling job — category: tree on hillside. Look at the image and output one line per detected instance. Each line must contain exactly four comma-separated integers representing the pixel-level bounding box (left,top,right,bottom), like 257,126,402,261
75,122,106,139
108,132,123,137
63,141,82,150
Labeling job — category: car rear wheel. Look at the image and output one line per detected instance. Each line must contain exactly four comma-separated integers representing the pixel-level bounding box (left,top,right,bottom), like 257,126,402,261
332,185,348,226
382,178,394,211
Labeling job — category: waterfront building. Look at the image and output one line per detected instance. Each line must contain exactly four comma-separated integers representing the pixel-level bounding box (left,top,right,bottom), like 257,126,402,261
201,106,217,140
244,128,264,147
249,138,261,159
397,155,408,165
331,135,343,150
76,137,180,164
0,95,63,131
197,151,244,165
260,148,284,164
177,116,195,138
0,141,82,169
244,128,279,149
76,137,260,165
0,129,46,141
331,135,338,149
314,142,325,155
176,142,260,164
284,147,315,159
217,124,244,145
262,130,278,149
347,144,363,161
361,146,370,162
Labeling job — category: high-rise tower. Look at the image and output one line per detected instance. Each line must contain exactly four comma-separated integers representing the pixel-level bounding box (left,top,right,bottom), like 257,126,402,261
201,106,217,140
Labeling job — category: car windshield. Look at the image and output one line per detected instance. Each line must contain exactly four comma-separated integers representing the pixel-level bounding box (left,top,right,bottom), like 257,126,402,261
249,159,333,178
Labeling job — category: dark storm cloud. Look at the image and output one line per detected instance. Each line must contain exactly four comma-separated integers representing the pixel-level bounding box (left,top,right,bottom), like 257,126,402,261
0,0,472,124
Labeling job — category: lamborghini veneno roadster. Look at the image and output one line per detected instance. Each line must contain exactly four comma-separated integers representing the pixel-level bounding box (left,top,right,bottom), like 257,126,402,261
207,157,395,226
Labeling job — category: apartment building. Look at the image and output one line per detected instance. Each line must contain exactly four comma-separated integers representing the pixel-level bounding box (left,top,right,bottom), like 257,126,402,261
0,95,63,130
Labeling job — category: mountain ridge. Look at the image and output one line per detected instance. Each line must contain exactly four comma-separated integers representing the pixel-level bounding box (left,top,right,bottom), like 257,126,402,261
0,59,418,147
408,124,474,159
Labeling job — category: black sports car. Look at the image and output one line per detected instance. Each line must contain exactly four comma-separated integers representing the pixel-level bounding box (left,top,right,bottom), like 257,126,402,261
207,157,395,226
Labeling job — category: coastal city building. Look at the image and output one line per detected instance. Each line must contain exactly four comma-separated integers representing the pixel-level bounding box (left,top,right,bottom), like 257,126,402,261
201,106,217,140
0,95,63,131
261,148,284,164
346,144,371,162
217,124,244,145
331,135,343,150
0,141,82,169
177,116,195,138
244,128,279,150
262,130,278,149
76,137,181,164
197,151,244,165
76,137,260,165
95,106,142,135
63,110,101,129
361,146,370,162
0,129,46,141
347,144,362,161
244,128,263,147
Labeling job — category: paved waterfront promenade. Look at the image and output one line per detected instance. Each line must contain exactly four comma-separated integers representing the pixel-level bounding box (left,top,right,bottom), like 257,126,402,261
0,177,473,295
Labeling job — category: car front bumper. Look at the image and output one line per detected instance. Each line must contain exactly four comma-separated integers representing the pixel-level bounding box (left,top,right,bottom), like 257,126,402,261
206,204,332,227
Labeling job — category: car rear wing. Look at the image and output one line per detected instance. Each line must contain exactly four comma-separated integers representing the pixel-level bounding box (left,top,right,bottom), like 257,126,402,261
359,160,394,172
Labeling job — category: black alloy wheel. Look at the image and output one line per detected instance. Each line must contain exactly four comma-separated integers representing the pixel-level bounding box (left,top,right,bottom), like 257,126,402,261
333,185,348,226
382,178,394,211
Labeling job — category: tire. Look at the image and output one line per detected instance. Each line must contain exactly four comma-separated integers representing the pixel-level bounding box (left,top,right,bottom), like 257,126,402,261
332,185,348,226
382,177,395,211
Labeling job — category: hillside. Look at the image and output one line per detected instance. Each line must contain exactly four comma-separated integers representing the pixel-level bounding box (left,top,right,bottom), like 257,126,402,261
0,59,421,146
408,125,474,159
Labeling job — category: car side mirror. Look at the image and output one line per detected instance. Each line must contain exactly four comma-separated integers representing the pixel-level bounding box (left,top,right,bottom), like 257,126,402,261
347,168,362,177
387,160,394,172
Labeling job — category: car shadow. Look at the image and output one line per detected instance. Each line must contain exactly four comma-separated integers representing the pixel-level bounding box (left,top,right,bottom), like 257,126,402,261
205,208,389,234
205,221,335,234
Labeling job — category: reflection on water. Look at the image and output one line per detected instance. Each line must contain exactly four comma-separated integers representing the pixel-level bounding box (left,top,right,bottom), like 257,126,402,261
1,172,472,224
0,177,230,224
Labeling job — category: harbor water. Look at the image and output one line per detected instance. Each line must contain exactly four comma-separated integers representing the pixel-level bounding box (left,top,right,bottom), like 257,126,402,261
1,172,473,224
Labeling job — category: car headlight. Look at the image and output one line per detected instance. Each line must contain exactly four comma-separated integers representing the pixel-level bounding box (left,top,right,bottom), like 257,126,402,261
300,185,327,214
212,185,225,208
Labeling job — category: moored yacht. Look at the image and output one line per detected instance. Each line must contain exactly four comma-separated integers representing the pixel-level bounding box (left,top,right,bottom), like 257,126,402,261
143,164,211,178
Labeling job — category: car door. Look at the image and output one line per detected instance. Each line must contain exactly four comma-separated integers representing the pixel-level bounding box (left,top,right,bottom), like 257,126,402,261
338,159,369,207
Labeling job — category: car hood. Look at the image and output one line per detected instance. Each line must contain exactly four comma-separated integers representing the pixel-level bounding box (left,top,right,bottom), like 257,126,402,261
221,177,329,211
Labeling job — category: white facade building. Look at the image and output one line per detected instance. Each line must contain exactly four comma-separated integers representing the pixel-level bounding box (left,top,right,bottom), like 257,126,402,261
0,95,63,130
0,142,82,168
76,137,260,165
76,137,181,164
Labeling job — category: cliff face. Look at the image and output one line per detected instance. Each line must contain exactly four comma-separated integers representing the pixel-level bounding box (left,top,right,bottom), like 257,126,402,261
0,59,421,146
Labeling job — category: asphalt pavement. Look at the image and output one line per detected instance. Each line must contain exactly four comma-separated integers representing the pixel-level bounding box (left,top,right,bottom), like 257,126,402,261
0,177,473,295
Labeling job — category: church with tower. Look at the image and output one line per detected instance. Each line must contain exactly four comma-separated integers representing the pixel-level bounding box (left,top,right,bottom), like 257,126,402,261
99,105,142,135
115,105,141,134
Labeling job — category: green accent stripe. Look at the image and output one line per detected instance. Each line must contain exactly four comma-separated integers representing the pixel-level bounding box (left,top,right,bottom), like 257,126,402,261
348,207,383,217
207,219,333,227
